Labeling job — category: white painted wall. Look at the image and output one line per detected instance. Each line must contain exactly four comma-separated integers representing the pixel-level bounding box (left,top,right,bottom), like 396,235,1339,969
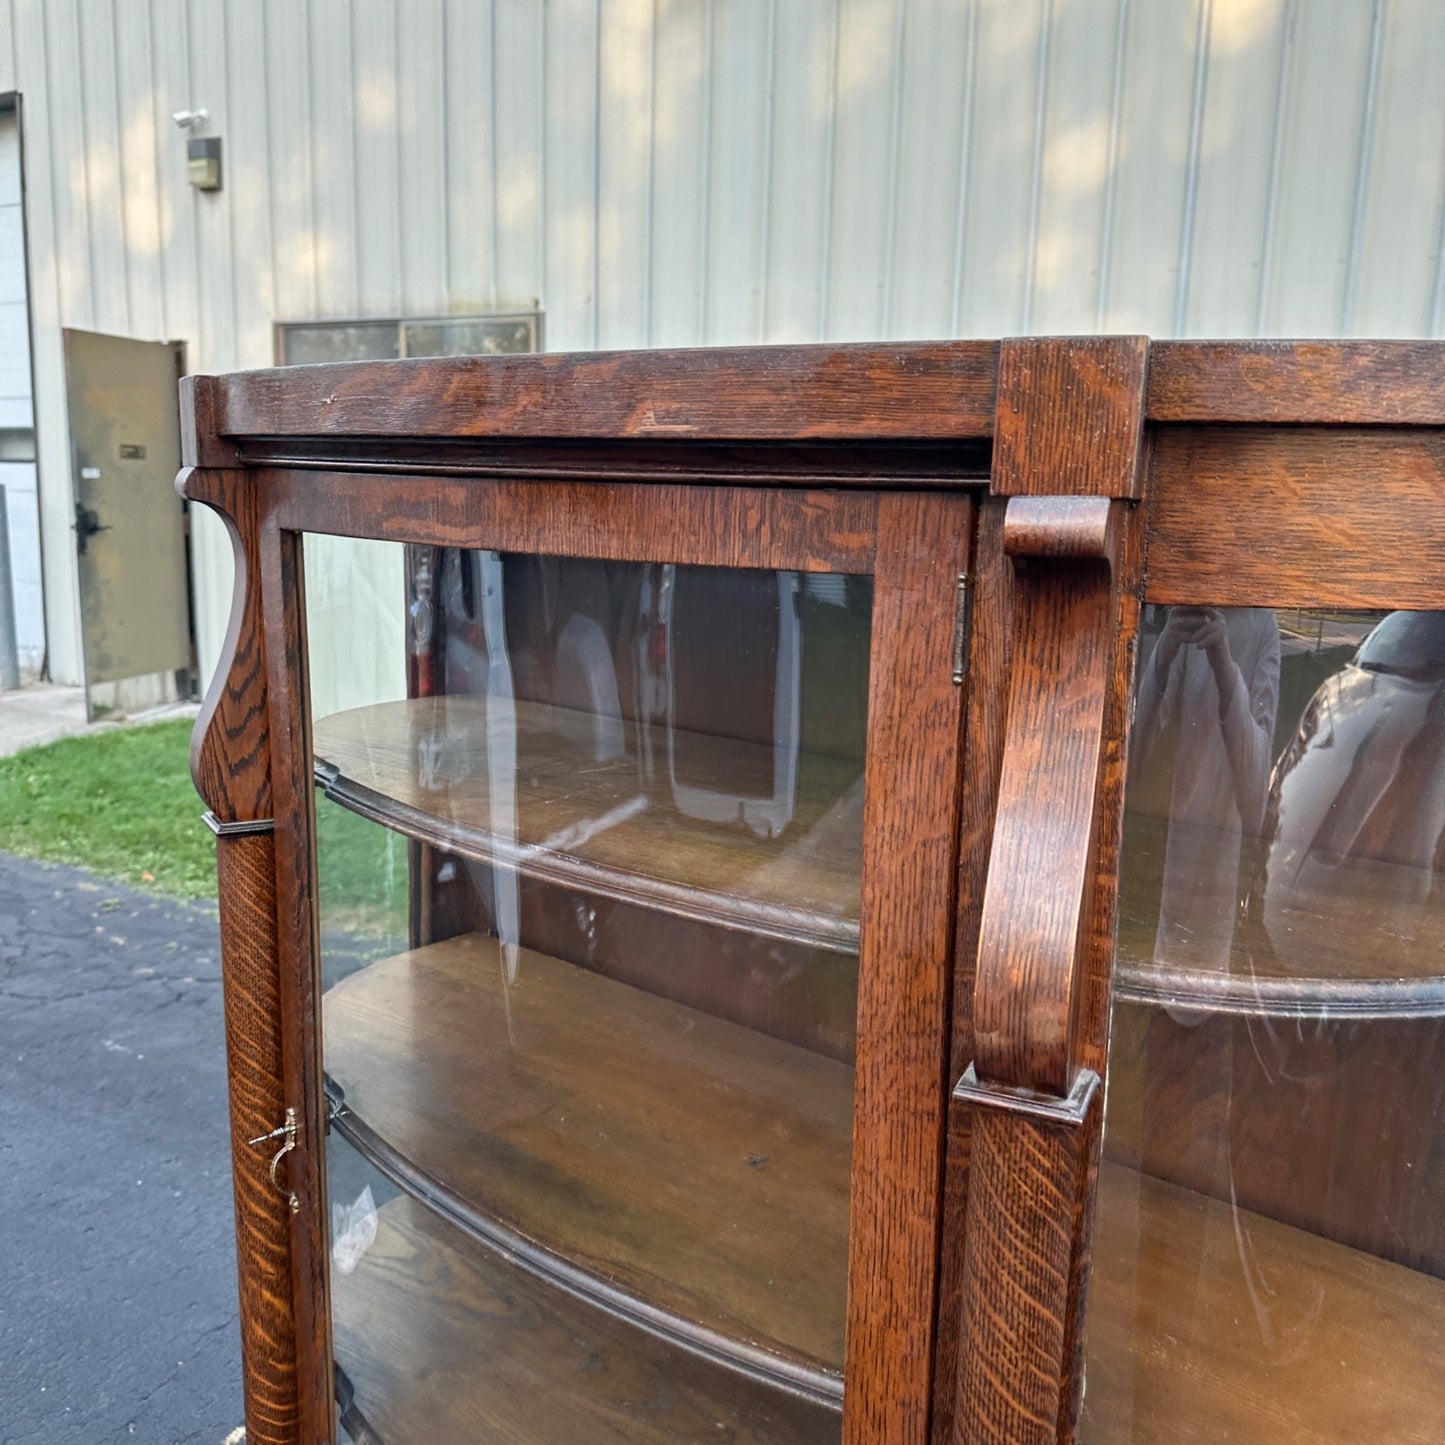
0,111,40,678
0,0,1441,694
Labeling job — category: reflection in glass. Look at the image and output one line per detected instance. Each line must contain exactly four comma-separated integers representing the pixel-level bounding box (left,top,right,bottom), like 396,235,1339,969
1085,609,1445,1443
309,546,869,1441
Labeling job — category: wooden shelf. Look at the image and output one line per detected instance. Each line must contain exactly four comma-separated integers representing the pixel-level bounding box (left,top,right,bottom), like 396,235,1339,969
331,1193,838,1443
312,697,864,953
323,932,853,1402
1082,1163,1445,1443
1113,818,1445,1019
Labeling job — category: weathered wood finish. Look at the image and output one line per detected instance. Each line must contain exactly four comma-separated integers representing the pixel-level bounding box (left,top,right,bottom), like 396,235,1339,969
1145,426,1445,609
992,337,1148,500
208,341,1001,446
844,491,974,1445
179,466,297,1444
266,466,880,573
1147,340,1445,425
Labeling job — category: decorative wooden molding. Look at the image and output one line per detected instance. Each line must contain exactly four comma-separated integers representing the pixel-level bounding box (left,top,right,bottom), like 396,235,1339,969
179,463,298,1444
991,336,1149,499
972,494,1121,1095
947,337,1148,1444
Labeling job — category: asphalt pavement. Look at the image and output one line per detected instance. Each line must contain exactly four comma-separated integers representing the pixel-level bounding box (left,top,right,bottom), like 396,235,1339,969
0,853,244,1444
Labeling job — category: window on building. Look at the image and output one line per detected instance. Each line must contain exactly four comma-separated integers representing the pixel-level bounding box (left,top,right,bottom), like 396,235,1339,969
276,311,542,367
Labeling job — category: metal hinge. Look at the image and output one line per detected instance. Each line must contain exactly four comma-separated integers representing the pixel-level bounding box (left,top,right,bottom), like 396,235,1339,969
952,571,973,684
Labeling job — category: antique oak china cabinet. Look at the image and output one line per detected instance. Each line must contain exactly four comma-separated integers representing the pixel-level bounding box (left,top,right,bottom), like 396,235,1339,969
184,337,1445,1444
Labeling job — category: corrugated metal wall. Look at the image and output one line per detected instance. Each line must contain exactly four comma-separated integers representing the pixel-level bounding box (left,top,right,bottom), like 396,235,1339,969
1,0,1443,687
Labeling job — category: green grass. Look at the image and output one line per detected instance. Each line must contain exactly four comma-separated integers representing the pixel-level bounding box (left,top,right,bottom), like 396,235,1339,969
0,718,217,899
316,792,410,942
0,715,415,928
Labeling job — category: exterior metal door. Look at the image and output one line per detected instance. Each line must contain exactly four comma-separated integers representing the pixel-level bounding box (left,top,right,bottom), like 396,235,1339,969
63,328,190,695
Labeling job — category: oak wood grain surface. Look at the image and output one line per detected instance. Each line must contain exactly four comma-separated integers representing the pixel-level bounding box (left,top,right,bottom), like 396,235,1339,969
332,1193,839,1443
1145,428,1445,610
180,466,298,1444
258,523,335,1441
931,498,1014,1445
992,337,1148,500
181,468,271,824
1080,1162,1445,1444
266,467,879,574
971,532,1114,1094
208,341,1000,443
1146,340,1445,425
312,696,864,953
323,932,854,1386
951,336,1151,1444
952,1081,1102,1445
843,492,974,1445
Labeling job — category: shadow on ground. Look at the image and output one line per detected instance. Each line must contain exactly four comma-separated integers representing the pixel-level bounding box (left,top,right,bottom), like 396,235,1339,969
0,854,243,1443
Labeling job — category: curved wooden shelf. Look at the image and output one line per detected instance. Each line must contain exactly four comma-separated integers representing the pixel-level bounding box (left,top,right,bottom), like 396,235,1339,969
312,697,864,953
1111,959,1445,1019
331,1193,838,1443
1114,823,1445,1019
1084,1162,1445,1443
322,932,853,1406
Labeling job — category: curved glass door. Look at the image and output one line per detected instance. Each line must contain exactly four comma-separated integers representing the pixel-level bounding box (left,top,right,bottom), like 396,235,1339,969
1084,606,1445,1442
305,538,871,1442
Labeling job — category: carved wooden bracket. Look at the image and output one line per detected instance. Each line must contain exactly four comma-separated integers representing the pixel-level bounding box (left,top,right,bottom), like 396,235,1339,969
973,494,1122,1096
178,457,300,1445
948,337,1148,1445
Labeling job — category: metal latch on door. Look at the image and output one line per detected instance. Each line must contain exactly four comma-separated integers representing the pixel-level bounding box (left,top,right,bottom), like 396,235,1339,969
74,484,110,555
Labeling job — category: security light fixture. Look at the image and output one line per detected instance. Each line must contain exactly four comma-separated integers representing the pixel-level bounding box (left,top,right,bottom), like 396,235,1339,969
188,136,222,192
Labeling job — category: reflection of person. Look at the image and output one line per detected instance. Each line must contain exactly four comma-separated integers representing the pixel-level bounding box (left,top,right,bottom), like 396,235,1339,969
1128,607,1280,972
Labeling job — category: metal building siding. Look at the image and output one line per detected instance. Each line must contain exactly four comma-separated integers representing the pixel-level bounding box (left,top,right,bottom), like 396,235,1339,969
0,0,1441,686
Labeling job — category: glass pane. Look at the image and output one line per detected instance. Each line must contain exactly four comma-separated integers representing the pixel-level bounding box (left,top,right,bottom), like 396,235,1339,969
402,317,537,357
307,541,870,1441
280,322,400,366
1085,607,1445,1443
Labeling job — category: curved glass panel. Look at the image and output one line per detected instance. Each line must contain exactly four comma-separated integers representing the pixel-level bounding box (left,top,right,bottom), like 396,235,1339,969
306,538,871,1442
1084,607,1445,1443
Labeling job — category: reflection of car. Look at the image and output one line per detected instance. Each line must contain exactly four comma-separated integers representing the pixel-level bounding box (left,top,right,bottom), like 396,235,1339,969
1261,611,1445,978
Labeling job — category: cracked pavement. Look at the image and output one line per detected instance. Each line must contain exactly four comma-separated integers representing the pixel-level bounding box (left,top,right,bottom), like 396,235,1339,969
0,854,243,1443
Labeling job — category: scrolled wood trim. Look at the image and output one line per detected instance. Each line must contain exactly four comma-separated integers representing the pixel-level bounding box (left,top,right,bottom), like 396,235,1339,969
1002,496,1116,563
971,496,1122,1097
179,462,298,1442
180,468,272,825
945,337,1148,1445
